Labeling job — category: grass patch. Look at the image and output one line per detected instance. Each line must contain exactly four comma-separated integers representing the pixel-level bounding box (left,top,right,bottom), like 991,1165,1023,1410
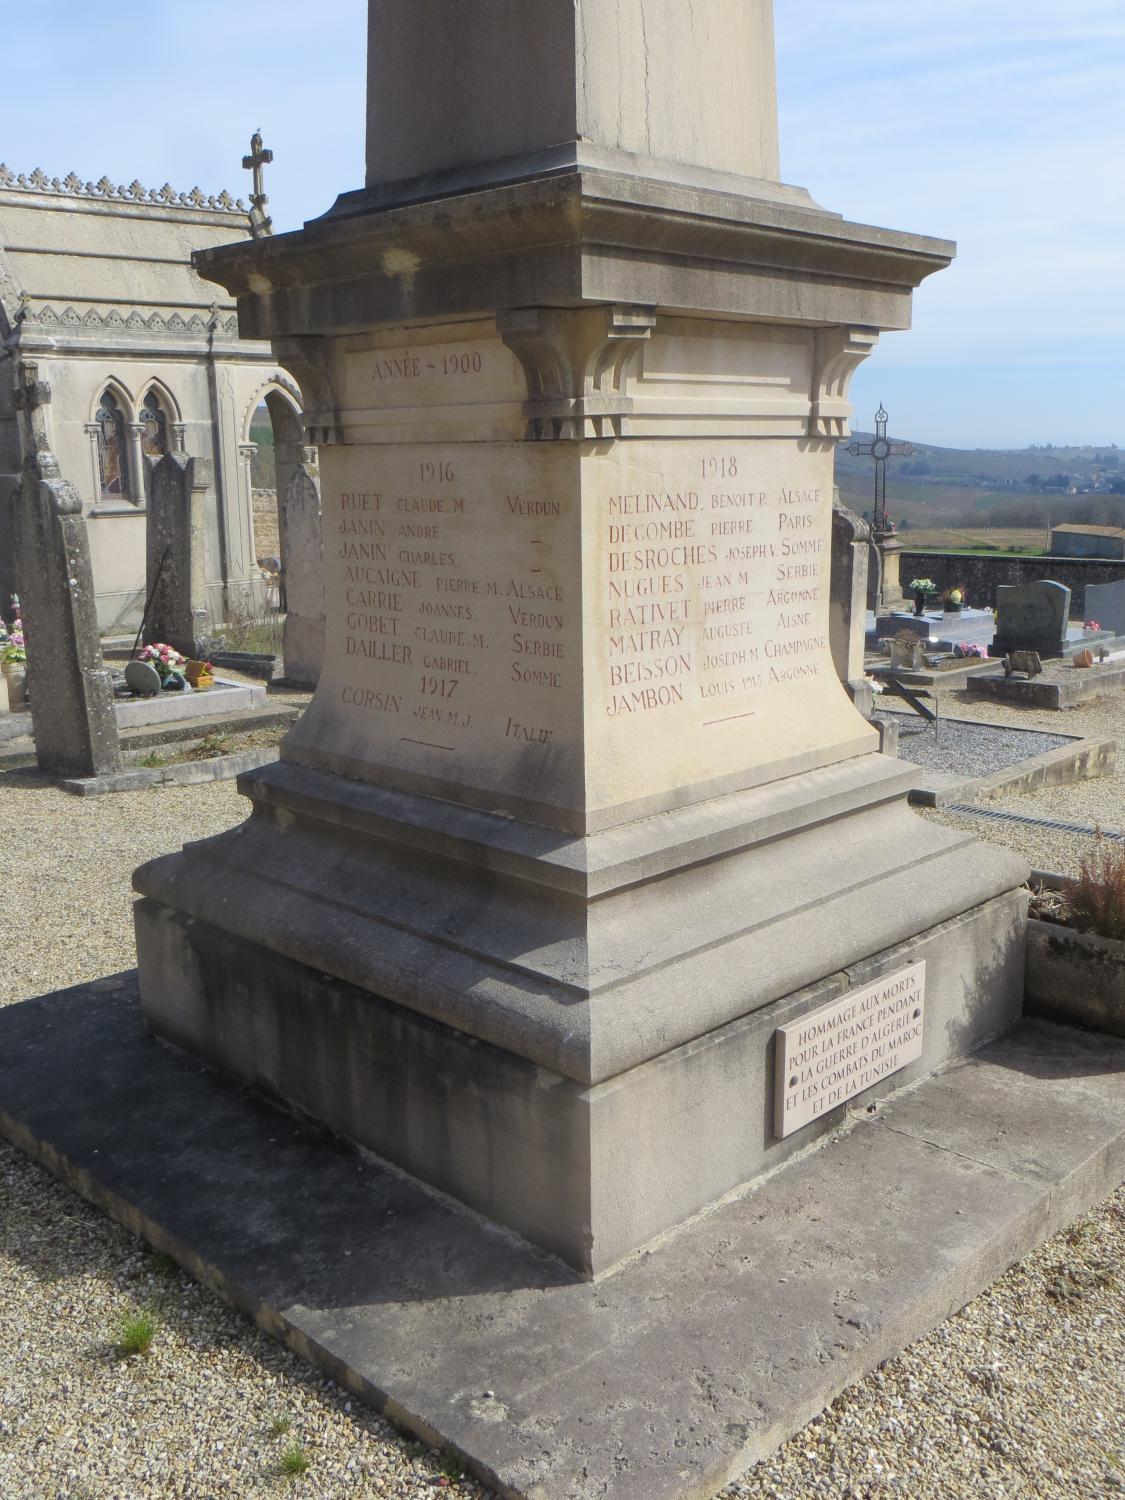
138,750,169,769
115,1309,158,1357
267,1413,293,1438
278,1441,311,1478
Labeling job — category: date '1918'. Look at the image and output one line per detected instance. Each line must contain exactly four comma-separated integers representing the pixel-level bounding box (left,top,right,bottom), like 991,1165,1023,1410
702,456,738,479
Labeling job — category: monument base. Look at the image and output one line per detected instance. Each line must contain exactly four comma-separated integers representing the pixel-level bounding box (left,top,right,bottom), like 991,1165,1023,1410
134,755,1028,1276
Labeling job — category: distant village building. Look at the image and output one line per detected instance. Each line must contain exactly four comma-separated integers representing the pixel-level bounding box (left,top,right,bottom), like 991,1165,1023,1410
0,164,307,632
1049,524,1125,561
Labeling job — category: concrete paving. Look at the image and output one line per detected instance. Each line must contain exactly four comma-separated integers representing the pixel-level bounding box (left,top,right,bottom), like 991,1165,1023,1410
0,976,1120,1500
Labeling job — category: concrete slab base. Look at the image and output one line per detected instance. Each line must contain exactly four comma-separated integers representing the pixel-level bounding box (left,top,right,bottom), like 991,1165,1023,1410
112,677,267,729
969,662,1125,708
0,977,1120,1500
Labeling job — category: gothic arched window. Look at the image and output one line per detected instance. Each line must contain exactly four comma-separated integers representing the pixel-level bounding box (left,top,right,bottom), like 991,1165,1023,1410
95,390,129,496
140,388,169,458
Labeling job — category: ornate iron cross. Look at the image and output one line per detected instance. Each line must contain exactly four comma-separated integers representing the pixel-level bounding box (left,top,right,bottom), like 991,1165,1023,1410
242,129,274,237
848,404,912,533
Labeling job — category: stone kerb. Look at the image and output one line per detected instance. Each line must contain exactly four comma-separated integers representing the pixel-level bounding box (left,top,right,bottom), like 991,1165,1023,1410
144,453,212,658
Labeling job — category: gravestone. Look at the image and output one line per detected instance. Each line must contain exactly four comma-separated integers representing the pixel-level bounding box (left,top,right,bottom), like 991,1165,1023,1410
135,0,1027,1281
9,363,122,778
144,454,212,658
991,579,1070,657
280,455,324,687
1085,578,1125,636
830,500,870,687
889,633,926,671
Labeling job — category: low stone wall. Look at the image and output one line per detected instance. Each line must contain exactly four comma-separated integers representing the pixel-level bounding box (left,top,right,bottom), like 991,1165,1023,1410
899,551,1125,616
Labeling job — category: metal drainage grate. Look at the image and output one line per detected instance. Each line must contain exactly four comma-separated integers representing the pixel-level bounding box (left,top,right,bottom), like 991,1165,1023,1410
946,803,1125,842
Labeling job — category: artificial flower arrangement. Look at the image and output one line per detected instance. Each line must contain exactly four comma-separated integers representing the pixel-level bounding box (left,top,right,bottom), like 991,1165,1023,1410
1083,620,1101,632
941,585,967,612
1,597,26,667
908,578,937,595
137,642,187,684
953,642,987,660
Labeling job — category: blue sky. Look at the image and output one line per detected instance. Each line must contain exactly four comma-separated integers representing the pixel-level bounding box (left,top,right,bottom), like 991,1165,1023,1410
4,1,1122,448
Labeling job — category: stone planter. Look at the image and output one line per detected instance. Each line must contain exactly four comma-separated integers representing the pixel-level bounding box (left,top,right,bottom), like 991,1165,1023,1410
3,663,28,711
1025,917,1125,1036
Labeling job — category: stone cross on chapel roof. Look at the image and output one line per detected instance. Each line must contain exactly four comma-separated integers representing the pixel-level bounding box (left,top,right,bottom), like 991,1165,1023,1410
848,404,913,535
242,130,274,239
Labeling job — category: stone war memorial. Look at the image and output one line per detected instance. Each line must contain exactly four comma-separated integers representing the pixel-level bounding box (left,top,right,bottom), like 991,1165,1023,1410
2,5,1120,1499
141,0,1036,1277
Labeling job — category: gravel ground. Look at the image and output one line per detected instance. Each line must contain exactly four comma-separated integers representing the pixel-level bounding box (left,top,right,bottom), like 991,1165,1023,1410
0,729,1122,1497
893,717,1072,778
890,679,1125,872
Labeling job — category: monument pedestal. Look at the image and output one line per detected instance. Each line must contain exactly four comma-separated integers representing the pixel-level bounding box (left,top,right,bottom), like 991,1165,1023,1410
136,754,1025,1275
875,529,906,613
133,0,1029,1279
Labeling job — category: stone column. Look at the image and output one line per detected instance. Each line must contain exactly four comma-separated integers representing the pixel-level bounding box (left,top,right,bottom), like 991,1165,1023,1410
127,423,147,506
143,453,212,658
136,0,1028,1277
280,452,324,687
10,365,121,778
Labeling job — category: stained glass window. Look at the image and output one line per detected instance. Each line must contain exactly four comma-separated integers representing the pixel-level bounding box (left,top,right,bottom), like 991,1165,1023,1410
140,389,168,458
95,390,128,496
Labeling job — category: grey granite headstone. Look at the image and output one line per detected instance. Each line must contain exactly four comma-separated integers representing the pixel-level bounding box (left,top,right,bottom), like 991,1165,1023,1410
125,659,162,696
9,364,122,778
144,453,212,658
280,457,324,688
1084,579,1125,636
992,579,1070,656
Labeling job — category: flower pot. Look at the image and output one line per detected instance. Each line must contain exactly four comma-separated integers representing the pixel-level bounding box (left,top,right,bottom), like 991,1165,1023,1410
1073,648,1094,669
944,601,963,613
1025,918,1125,1036
913,590,926,616
2,663,28,711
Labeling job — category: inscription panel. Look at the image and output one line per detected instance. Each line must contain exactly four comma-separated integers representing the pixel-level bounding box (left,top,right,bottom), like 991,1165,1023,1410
286,434,875,829
283,441,586,821
774,963,927,1138
582,439,874,817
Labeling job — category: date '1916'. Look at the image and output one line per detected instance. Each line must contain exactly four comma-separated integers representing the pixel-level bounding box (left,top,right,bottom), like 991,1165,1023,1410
420,462,455,484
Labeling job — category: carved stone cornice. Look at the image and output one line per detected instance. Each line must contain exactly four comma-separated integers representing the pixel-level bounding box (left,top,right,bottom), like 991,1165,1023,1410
497,305,656,440
809,327,880,439
0,164,246,216
18,303,240,336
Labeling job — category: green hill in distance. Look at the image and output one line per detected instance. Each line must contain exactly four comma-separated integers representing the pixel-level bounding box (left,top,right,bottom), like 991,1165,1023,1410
836,435,1125,552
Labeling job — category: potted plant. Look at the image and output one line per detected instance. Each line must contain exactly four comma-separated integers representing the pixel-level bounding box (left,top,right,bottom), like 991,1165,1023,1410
184,658,215,690
137,643,190,690
941,585,966,614
1,606,28,711
908,577,937,616
1026,839,1125,1036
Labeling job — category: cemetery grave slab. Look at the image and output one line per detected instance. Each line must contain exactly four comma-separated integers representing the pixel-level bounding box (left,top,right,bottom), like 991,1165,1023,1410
886,711,1115,807
969,659,1125,709
112,675,267,727
0,976,1120,1500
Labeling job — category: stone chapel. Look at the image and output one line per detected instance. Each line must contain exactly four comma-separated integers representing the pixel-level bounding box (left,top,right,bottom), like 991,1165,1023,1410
0,163,308,633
